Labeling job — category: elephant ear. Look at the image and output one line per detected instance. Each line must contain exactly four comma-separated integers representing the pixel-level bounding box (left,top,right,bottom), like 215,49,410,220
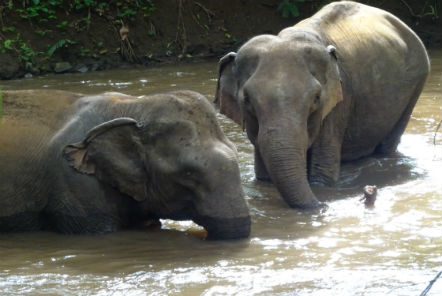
322,45,343,121
63,117,148,202
215,52,242,125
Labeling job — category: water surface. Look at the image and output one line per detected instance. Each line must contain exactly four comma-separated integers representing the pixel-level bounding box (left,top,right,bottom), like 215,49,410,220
1,50,441,295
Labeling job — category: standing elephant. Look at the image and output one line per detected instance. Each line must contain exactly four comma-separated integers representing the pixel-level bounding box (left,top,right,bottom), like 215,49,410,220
0,89,250,239
215,1,429,208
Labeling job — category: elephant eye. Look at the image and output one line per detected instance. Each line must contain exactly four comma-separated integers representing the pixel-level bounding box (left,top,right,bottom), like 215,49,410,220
183,168,201,180
314,94,321,104
243,94,250,104
178,169,202,189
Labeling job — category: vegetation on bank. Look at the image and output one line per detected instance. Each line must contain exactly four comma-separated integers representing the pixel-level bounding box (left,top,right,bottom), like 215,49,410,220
0,0,156,75
0,0,439,79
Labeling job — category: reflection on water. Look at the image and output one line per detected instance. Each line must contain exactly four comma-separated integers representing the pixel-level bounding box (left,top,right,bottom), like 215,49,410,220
1,50,441,295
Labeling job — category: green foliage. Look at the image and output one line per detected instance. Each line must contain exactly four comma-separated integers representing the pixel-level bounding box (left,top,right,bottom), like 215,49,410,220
47,39,74,56
14,0,59,21
277,0,305,18
1,0,158,69
399,0,440,19
48,39,66,56
3,39,13,50
140,0,156,17
56,20,68,29
1,34,36,68
35,29,52,36
79,48,90,56
19,42,35,67
73,0,97,10
7,0,157,25
73,17,91,31
2,26,15,32
117,6,137,18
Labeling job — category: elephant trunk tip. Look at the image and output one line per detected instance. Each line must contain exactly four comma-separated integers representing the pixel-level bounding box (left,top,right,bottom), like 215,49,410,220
286,198,323,210
195,215,251,240
281,191,323,210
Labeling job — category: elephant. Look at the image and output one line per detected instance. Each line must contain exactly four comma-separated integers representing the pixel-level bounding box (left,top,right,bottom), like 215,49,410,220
0,89,251,239
215,1,430,209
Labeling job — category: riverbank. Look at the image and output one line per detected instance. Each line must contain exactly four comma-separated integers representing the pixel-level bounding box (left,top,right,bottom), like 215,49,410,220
0,0,440,80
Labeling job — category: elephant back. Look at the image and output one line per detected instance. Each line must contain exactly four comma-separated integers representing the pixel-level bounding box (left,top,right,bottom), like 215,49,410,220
297,1,430,77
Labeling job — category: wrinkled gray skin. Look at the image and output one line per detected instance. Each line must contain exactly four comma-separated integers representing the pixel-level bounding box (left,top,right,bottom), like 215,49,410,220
215,1,430,209
0,89,250,239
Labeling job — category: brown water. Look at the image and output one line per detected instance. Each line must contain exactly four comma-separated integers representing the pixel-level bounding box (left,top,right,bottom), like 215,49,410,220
1,50,441,296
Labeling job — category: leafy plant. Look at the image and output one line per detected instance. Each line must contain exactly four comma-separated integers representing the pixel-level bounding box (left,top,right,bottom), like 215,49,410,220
15,1,58,21
140,0,156,17
35,29,52,36
277,0,305,18
47,39,74,56
56,20,68,29
1,34,36,67
3,39,13,50
73,0,97,10
79,48,90,56
2,26,15,32
117,6,137,18
19,43,35,68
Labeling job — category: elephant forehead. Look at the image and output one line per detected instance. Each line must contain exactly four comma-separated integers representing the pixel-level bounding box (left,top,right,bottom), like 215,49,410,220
238,42,328,76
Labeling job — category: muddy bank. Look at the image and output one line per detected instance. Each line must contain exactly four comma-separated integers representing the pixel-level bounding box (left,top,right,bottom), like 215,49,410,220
0,0,440,80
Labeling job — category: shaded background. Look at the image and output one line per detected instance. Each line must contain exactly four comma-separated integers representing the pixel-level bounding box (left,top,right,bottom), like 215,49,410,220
0,0,440,79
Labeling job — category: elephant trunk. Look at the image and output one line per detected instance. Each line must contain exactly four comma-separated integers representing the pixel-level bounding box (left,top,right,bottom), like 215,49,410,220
194,177,251,240
258,126,320,209
194,215,251,240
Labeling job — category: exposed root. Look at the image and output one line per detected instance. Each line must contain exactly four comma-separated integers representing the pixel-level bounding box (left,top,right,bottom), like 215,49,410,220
119,21,138,63
194,1,214,21
192,1,215,31
175,0,187,54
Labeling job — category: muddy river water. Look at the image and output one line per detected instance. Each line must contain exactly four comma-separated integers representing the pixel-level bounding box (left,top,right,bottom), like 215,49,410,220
1,50,441,295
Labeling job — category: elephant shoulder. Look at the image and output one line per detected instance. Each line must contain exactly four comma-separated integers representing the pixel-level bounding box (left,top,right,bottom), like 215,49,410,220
167,90,217,116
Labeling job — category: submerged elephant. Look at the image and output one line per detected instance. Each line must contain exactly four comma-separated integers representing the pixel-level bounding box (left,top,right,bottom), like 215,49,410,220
215,1,429,208
0,89,250,239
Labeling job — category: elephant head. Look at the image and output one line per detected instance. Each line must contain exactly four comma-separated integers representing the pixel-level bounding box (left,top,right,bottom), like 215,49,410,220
62,92,251,239
215,29,343,209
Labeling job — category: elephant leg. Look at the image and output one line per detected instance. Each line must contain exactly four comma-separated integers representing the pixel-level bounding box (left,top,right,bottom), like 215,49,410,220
308,117,345,186
375,77,426,154
254,148,271,182
308,141,341,186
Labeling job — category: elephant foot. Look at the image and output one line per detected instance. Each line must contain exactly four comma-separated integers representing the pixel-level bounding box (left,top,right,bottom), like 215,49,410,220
256,175,272,183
